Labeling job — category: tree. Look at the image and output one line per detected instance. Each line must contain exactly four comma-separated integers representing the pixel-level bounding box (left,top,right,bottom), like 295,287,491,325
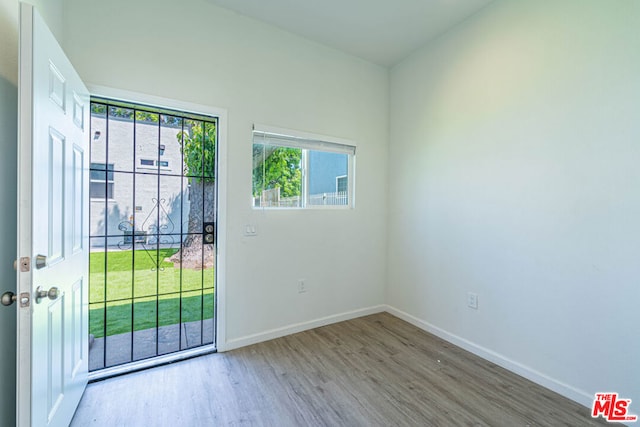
252,145,302,201
168,120,216,269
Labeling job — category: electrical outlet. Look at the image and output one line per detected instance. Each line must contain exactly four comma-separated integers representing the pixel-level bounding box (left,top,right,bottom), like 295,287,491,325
467,292,478,309
298,279,307,293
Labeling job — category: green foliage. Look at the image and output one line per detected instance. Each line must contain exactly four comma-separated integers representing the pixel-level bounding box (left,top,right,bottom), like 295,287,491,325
90,103,106,115
179,120,216,182
91,103,184,126
89,248,213,303
89,249,214,338
89,294,214,338
252,145,302,198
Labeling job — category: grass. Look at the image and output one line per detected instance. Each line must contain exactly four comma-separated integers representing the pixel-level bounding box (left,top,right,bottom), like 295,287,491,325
89,248,214,338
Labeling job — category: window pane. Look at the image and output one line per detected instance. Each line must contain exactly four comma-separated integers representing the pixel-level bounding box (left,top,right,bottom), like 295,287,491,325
337,176,348,193
252,144,302,208
90,182,105,199
89,182,114,200
308,151,348,206
90,163,115,203
251,129,354,209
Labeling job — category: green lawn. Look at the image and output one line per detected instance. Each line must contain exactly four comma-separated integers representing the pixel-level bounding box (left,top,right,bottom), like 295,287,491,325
89,248,214,338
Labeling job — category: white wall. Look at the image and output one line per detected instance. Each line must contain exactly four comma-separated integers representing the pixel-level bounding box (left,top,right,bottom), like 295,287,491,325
62,0,388,348
388,0,640,408
0,0,65,423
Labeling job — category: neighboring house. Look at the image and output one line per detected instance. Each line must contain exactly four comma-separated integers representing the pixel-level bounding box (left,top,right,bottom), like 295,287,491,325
89,113,190,248
308,150,347,195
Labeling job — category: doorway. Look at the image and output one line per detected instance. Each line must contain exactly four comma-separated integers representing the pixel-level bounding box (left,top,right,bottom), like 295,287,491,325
88,98,218,374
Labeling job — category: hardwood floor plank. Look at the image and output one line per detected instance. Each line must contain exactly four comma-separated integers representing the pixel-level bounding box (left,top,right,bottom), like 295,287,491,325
71,313,612,426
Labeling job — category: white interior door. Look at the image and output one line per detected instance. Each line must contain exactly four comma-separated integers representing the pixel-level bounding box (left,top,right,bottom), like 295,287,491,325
17,3,90,426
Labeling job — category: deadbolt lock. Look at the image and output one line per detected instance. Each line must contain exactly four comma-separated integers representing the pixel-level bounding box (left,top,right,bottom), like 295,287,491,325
35,254,47,269
203,222,215,245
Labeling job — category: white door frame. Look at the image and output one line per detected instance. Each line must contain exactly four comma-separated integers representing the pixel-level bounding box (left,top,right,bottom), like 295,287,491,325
86,85,228,353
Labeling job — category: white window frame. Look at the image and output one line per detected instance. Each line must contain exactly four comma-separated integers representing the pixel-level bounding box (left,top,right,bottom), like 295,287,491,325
252,124,356,209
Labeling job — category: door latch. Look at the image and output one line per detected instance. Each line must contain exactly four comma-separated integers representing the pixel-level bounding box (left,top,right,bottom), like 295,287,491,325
19,293,30,307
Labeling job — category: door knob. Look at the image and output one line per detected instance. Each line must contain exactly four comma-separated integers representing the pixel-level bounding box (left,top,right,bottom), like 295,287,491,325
1,291,30,307
35,286,59,304
1,291,16,306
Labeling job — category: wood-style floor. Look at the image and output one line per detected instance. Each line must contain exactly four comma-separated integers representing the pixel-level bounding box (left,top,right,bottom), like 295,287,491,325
71,313,609,426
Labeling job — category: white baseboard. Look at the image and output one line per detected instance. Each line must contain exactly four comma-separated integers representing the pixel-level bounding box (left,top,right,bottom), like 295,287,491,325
218,303,595,412
220,305,386,352
384,305,594,409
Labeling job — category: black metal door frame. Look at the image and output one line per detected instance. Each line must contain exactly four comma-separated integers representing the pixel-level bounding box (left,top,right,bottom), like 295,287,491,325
88,98,218,376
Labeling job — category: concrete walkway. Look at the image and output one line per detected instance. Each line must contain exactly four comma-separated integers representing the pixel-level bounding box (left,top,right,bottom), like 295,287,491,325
89,319,214,371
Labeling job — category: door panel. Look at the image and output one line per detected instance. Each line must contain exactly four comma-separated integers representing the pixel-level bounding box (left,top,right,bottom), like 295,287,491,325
72,146,84,253
46,296,64,420
18,4,89,426
71,279,84,377
48,127,66,264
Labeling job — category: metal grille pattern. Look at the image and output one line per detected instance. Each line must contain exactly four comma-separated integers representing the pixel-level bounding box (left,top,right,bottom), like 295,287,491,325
88,99,217,371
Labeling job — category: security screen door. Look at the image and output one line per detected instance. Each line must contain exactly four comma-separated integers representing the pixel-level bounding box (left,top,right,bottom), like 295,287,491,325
88,99,217,372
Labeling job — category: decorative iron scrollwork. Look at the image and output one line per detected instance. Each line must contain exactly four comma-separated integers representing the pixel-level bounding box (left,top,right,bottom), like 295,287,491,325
117,198,178,271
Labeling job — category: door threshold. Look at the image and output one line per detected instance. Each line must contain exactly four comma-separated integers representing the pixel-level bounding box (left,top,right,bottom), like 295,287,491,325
88,344,216,383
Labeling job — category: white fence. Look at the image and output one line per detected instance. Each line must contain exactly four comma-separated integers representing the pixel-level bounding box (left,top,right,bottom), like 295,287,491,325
254,190,347,207
308,192,347,206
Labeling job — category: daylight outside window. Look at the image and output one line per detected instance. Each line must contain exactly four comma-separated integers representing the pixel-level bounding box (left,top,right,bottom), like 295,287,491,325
252,127,355,208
